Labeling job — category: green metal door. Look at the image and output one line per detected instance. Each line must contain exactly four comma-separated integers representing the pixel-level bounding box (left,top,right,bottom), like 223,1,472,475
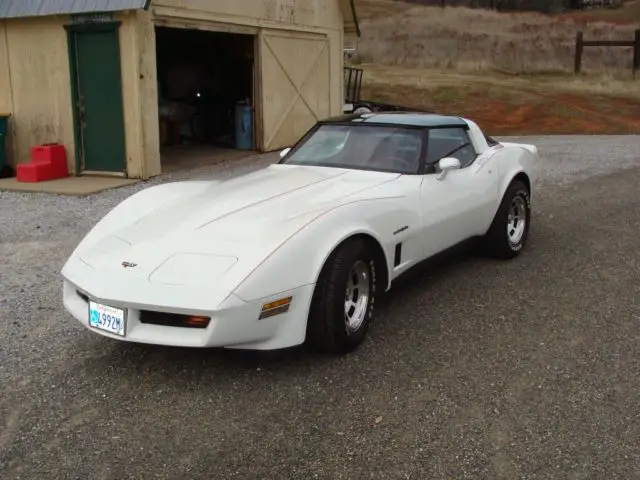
67,23,126,174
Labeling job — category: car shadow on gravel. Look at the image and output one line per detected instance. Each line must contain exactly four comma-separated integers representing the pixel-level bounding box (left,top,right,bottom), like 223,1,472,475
75,241,489,384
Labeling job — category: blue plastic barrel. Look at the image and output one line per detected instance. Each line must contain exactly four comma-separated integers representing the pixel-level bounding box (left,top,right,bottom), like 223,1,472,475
234,101,253,150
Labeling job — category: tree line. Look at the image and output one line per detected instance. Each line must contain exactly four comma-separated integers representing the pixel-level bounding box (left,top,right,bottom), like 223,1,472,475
401,0,623,14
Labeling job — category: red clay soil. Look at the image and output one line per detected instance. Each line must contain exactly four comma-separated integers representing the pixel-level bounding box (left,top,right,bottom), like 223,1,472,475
469,94,640,135
362,84,640,135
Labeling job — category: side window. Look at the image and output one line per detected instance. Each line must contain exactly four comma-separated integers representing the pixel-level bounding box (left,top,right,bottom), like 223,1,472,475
426,128,477,169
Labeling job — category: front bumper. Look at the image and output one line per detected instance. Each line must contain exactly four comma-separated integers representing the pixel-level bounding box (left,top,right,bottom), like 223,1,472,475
62,279,315,350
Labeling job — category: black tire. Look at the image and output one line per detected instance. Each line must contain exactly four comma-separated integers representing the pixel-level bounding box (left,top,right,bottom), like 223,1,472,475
483,179,531,259
305,238,378,354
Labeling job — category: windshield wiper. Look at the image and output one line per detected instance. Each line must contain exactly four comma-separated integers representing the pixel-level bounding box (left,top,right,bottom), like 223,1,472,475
440,142,471,160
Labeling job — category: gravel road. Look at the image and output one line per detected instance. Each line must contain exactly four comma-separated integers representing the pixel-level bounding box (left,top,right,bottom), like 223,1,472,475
1,135,640,479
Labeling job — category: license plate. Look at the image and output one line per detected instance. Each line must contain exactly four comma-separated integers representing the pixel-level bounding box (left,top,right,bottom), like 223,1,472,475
88,300,126,336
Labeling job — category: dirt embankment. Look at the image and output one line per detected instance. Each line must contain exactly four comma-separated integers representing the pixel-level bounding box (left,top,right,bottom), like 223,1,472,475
359,66,640,135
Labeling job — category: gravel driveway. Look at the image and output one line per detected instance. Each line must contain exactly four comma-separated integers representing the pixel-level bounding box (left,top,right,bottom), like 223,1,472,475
1,135,640,479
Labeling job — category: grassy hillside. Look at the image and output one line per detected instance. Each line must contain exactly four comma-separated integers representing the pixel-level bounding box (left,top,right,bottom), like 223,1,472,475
359,65,640,134
350,0,640,134
354,0,639,73
562,0,640,24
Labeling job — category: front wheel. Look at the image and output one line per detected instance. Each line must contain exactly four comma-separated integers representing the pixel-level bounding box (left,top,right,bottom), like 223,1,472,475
482,179,531,259
305,239,378,354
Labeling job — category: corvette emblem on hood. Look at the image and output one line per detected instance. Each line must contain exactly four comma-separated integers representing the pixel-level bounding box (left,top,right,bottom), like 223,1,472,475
121,261,137,268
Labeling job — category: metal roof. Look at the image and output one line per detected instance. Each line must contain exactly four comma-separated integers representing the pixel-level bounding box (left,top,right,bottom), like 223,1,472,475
0,0,150,19
0,0,358,36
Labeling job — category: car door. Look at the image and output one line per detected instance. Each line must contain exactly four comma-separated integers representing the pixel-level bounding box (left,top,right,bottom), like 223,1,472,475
419,127,499,259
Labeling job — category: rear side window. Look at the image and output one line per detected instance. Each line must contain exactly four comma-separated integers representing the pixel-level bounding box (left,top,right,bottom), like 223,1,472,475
426,127,477,168
485,133,500,147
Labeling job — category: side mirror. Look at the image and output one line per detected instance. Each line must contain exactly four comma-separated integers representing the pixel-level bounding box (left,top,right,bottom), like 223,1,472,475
435,157,461,181
279,147,291,159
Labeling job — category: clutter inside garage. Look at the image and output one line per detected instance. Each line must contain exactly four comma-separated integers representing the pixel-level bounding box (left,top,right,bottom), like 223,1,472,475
154,26,256,168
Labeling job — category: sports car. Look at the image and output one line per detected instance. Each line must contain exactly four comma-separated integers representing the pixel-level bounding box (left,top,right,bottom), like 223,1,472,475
61,112,540,354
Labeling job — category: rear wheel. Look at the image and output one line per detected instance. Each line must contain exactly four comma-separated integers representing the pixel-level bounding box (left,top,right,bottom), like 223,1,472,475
306,239,378,354
483,179,531,259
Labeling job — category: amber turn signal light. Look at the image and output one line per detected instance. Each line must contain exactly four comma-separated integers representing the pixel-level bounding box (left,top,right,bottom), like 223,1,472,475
259,296,292,320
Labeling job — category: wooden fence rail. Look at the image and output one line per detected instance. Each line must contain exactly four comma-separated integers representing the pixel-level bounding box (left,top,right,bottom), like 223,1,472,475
574,29,640,75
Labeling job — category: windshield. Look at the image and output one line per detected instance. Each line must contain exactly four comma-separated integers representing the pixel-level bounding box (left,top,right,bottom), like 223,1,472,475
280,124,424,174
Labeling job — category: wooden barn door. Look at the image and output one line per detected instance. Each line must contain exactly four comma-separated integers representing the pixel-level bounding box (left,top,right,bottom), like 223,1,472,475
258,30,330,151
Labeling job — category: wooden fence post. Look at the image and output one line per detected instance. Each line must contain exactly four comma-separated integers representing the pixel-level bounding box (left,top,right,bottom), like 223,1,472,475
633,29,640,77
574,31,584,74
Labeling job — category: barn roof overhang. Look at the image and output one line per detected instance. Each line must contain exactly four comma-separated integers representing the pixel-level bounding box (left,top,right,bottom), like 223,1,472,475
340,0,361,37
0,0,360,37
0,0,151,20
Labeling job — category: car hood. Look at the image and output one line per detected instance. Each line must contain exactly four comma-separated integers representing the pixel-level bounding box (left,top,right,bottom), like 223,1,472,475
77,164,400,281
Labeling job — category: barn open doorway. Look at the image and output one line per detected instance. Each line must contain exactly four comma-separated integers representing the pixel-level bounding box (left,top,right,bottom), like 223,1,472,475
154,26,257,172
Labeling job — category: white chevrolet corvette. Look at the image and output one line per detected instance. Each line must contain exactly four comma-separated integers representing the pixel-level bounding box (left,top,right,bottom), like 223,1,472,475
61,112,539,354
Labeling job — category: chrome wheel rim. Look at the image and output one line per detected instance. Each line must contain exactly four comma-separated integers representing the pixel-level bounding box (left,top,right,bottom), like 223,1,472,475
344,260,370,332
507,196,527,245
